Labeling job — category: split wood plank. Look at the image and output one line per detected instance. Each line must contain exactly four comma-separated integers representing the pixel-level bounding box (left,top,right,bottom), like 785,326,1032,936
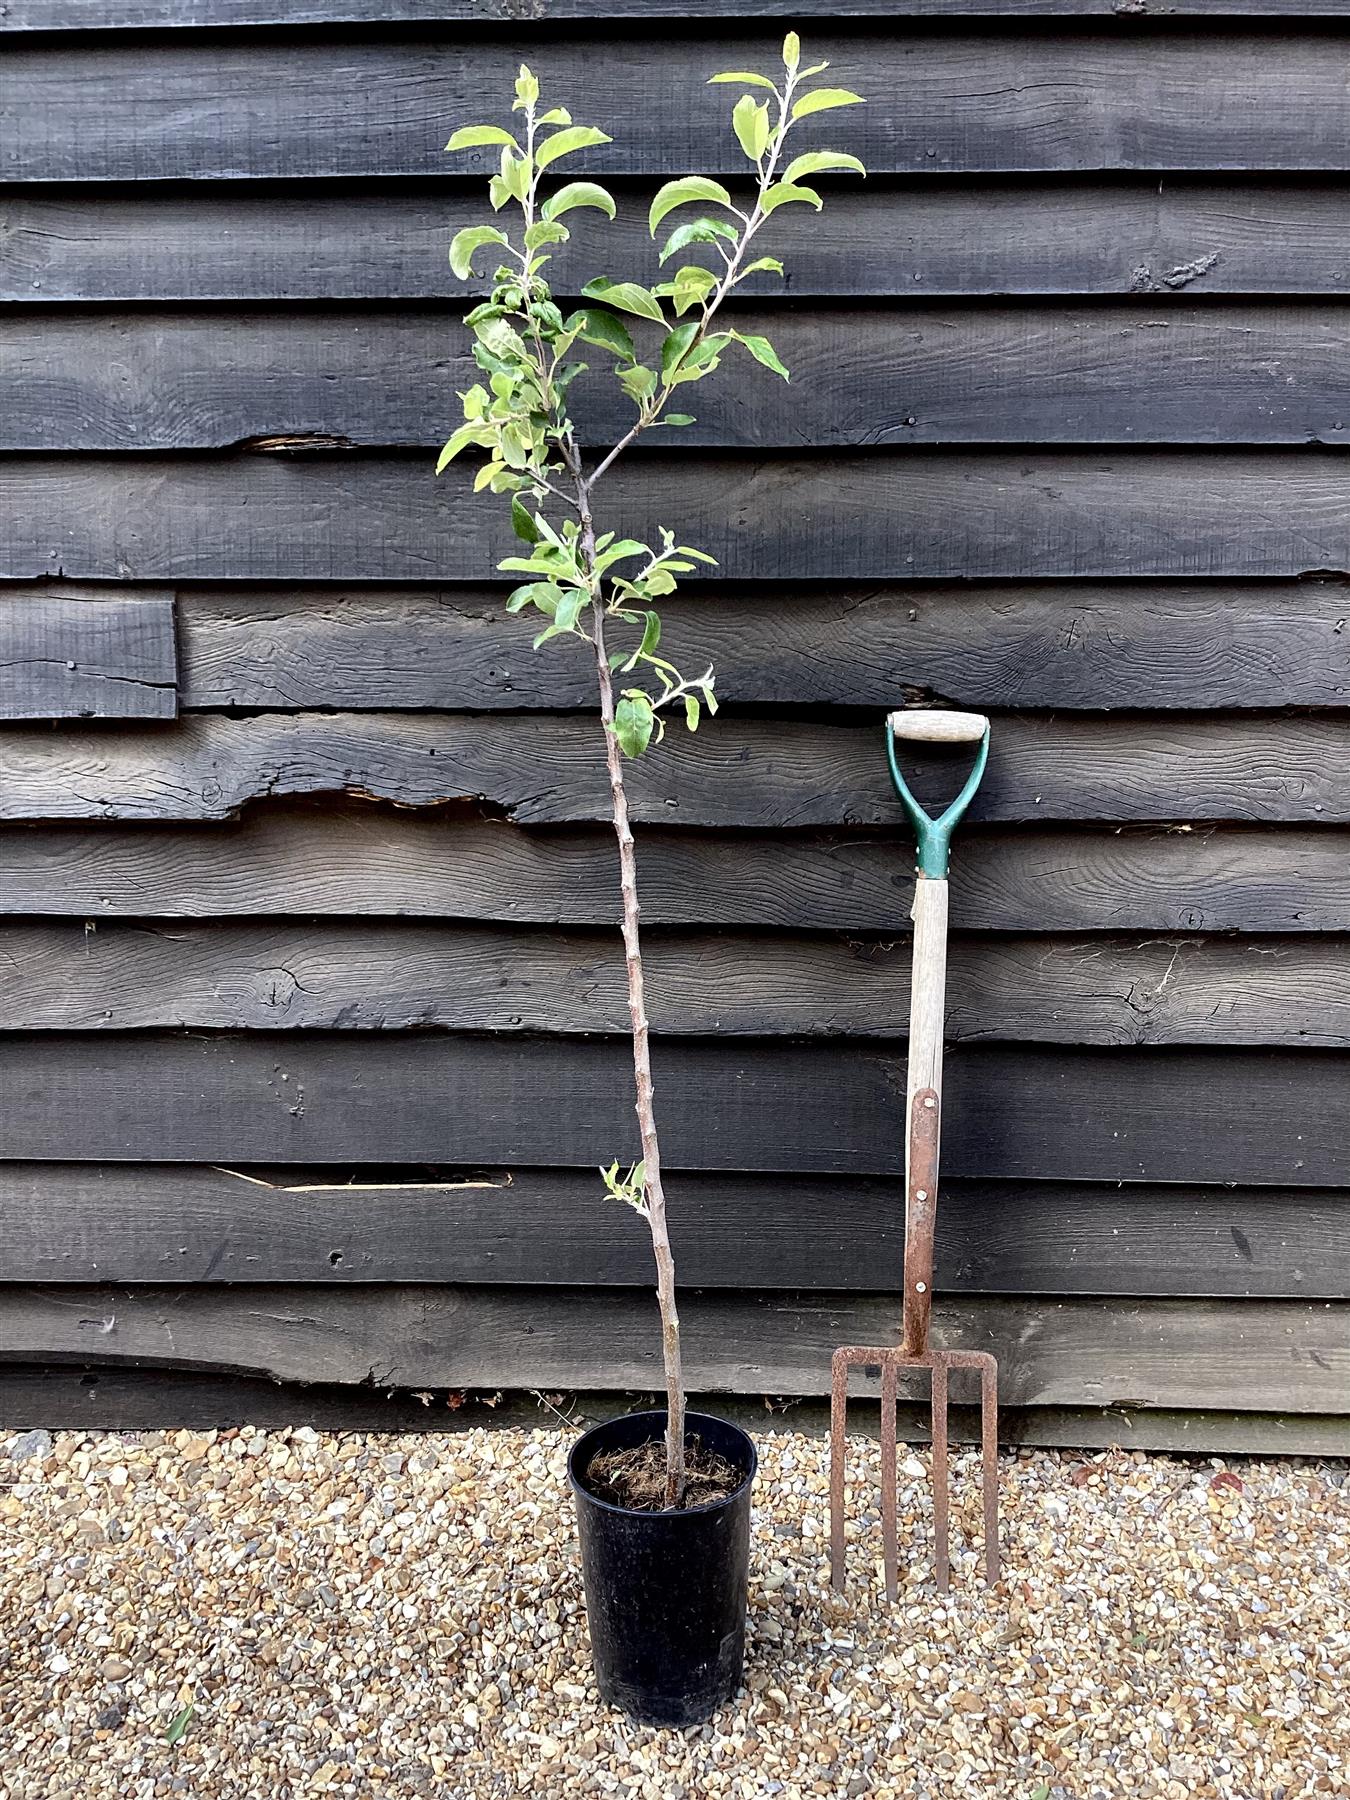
0,1032,1346,1185
5,1,1339,28
5,920,1350,1048
5,451,1350,582
9,184,1347,304
0,588,176,719
0,711,1348,824
12,304,1350,451
0,1365,1344,1454
0,1161,1340,1297
8,33,1350,182
0,813,1344,933
165,581,1350,712
0,1284,1342,1412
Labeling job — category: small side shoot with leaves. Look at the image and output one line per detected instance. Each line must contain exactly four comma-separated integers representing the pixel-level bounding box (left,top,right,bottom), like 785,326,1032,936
441,36,865,1507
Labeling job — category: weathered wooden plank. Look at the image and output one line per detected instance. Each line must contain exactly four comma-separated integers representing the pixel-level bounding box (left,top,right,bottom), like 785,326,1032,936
7,921,1350,1049
10,183,1348,304
3,1366,1346,1455
0,587,176,720
0,813,1345,934
15,304,1350,451
0,1162,1340,1297
0,1285,1342,1413
1,1033,1346,1185
6,452,1349,583
170,580,1350,712
8,34,1350,182
1,710,1348,825
5,1,1339,29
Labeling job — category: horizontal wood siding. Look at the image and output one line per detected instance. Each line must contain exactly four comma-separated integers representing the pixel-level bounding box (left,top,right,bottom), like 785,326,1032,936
0,4,1346,1438
6,451,1350,582
11,304,1350,451
7,3,1345,30
10,34,1350,181
10,184,1349,303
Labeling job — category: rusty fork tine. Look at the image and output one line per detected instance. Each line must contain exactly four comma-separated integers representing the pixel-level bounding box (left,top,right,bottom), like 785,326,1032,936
829,1350,848,1594
931,1359,950,1593
981,1357,1001,1587
880,1361,899,1603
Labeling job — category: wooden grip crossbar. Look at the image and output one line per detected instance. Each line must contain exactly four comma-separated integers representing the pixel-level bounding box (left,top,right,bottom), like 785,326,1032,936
887,708,989,744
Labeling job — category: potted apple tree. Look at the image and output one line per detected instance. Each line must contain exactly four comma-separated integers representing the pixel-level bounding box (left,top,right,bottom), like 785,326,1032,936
439,36,866,1725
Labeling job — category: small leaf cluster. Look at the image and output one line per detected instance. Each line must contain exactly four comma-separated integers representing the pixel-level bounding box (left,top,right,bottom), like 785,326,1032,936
439,39,865,759
601,1159,649,1217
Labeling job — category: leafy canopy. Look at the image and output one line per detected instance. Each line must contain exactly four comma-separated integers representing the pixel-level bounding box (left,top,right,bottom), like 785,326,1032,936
439,35,866,760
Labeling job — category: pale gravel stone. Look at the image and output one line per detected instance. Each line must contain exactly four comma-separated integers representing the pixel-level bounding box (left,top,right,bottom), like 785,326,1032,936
0,1426,1344,1799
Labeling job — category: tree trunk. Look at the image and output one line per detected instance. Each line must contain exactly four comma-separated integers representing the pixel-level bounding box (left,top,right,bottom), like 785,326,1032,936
587,602,686,1508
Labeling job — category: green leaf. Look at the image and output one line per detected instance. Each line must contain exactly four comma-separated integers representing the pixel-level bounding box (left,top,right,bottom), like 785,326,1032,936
498,552,566,575
165,1705,194,1747
782,32,801,72
739,256,786,279
514,65,539,110
613,693,655,758
647,176,734,238
762,182,822,214
661,413,696,427
659,217,738,264
445,125,518,153
660,321,700,382
733,94,771,163
499,147,531,203
510,495,540,543
737,331,790,381
595,539,649,574
435,425,485,473
474,315,528,361
1029,1786,1051,1800
524,220,568,250
678,332,732,374
488,176,512,212
618,364,659,403
506,580,563,614
580,278,666,324
790,87,865,121
448,225,509,280
708,71,778,90
535,125,612,170
549,588,588,636
783,150,867,183
635,611,661,660
683,692,701,731
542,180,616,222
664,263,718,316
572,306,636,362
538,106,572,127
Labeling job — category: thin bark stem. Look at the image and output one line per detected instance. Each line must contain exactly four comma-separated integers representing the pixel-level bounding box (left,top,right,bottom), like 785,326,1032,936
566,442,685,1509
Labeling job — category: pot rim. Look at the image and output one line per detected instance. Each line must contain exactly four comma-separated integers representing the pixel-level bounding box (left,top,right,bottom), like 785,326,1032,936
567,1408,758,1519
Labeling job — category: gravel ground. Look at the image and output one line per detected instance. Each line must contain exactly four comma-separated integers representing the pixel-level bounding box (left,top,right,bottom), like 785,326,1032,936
0,1421,1345,1800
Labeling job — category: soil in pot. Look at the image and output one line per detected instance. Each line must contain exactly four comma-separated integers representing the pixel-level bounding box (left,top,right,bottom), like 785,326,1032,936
584,1433,742,1511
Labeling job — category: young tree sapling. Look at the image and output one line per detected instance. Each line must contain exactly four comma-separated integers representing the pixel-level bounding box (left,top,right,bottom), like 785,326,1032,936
440,35,866,1507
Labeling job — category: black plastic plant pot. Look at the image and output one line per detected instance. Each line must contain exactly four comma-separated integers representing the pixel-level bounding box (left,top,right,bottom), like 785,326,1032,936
567,1409,758,1727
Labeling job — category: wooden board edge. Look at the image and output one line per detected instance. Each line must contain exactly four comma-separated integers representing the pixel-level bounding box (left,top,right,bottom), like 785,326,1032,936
1,1370,1346,1460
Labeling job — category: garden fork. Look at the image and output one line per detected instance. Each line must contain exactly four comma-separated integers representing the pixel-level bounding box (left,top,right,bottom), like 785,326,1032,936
829,709,1001,1597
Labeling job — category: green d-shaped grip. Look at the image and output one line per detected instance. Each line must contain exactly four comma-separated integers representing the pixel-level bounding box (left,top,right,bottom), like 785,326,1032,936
885,713,991,879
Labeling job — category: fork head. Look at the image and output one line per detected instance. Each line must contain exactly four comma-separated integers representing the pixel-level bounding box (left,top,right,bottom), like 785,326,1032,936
829,1344,1000,1598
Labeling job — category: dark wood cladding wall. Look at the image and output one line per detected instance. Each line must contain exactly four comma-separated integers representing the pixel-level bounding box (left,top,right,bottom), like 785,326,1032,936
0,2,1347,1443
